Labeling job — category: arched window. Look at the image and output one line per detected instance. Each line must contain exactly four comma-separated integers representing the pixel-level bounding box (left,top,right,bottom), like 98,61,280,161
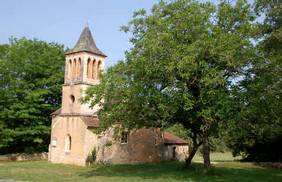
92,59,96,79
65,134,72,151
68,59,72,79
73,59,77,79
77,58,81,79
97,61,102,79
70,94,75,103
87,58,92,78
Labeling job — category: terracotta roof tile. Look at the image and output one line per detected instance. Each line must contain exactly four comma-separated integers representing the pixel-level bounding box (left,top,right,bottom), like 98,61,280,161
164,132,188,145
81,116,99,128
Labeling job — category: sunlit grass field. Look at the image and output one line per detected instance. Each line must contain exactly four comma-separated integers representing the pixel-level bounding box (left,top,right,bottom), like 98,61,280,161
0,152,281,182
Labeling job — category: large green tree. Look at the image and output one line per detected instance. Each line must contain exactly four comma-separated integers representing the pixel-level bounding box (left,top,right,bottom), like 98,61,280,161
84,0,256,168
225,0,282,161
0,38,64,154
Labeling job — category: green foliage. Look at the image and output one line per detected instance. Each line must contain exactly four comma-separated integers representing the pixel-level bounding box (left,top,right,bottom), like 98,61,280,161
105,140,113,147
84,0,256,166
166,124,192,143
0,37,65,154
86,148,97,165
208,137,228,153
224,0,282,162
165,124,231,153
83,61,178,131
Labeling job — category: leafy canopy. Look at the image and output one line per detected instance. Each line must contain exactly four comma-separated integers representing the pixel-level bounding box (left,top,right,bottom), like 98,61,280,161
225,0,282,161
0,38,65,154
84,0,256,166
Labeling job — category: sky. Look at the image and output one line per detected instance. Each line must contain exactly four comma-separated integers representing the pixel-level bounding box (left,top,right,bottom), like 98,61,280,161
0,0,159,67
0,0,254,68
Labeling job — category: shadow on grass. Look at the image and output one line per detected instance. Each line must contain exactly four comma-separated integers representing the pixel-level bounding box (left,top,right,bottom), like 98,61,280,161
79,161,282,182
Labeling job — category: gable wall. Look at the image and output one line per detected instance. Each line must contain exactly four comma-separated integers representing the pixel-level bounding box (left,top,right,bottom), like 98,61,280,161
48,116,97,166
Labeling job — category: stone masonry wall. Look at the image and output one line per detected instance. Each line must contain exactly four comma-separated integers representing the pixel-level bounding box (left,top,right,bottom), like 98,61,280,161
162,145,189,161
95,127,164,164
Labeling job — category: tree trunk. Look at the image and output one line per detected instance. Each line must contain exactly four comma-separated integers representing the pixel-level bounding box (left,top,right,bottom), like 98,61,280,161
203,135,211,168
185,142,200,168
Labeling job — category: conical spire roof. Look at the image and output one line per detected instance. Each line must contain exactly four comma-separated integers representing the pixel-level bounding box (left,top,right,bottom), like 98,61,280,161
66,25,106,57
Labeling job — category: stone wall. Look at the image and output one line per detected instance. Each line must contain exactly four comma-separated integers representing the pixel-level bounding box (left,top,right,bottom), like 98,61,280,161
95,127,164,164
49,116,189,166
1,152,48,161
162,145,189,161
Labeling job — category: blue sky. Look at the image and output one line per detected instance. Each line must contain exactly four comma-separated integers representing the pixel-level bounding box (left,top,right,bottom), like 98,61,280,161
0,0,159,67
0,0,253,67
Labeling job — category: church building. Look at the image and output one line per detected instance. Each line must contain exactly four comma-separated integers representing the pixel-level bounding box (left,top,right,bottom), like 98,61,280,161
48,25,188,166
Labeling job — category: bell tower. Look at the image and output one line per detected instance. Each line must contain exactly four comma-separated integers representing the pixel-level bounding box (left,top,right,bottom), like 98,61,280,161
61,25,106,115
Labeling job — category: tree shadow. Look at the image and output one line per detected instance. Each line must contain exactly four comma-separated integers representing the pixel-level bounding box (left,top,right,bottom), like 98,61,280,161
78,161,282,182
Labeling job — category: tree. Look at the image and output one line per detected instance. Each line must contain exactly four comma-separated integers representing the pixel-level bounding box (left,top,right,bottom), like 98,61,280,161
225,0,282,161
0,38,65,154
84,0,256,168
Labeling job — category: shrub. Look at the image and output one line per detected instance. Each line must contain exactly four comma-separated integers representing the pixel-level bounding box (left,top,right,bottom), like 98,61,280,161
86,148,97,165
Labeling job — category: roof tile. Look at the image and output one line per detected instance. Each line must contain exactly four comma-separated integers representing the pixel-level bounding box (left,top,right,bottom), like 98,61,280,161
66,26,106,57
164,132,188,145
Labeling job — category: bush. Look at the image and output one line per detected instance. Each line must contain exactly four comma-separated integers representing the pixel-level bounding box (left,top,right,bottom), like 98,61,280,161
86,148,97,165
243,135,282,162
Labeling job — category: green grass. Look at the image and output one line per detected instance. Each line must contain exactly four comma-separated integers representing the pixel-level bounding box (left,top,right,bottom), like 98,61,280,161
192,151,242,162
0,153,281,182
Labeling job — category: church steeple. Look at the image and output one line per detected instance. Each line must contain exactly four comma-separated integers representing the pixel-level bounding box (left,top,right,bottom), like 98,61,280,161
61,25,106,115
66,26,106,57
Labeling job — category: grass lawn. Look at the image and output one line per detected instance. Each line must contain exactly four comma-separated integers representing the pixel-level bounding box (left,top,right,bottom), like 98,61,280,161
0,153,281,182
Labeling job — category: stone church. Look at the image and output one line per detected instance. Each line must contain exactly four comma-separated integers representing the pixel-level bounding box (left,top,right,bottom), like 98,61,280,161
48,25,188,166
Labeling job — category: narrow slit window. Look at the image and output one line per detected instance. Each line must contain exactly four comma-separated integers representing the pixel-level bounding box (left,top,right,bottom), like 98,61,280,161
65,134,72,151
68,59,72,79
87,58,91,78
77,58,81,79
92,59,96,79
73,59,77,79
97,61,102,79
